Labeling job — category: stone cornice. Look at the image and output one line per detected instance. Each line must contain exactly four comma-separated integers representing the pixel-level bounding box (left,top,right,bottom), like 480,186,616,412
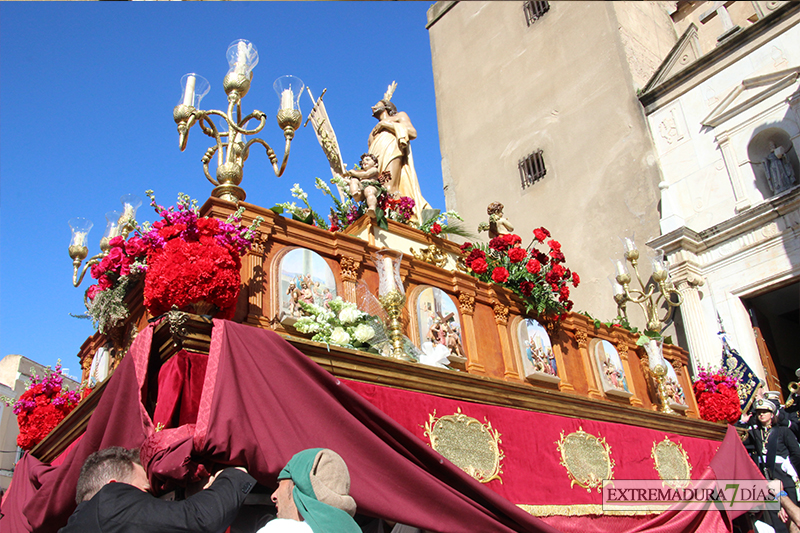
426,1,458,29
648,186,800,253
639,2,800,114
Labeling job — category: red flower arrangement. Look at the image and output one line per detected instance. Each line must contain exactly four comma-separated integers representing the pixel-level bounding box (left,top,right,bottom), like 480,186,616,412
461,227,578,322
692,367,742,423
84,191,262,328
1,363,82,451
138,192,261,319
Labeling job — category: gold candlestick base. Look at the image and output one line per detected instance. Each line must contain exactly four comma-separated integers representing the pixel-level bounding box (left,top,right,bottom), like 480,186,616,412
653,364,675,414
379,289,413,362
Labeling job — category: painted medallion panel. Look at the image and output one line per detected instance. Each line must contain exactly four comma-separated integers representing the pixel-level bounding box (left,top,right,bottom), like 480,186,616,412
279,248,337,318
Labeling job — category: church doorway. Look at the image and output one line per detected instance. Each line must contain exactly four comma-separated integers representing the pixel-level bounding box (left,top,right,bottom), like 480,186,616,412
743,281,800,401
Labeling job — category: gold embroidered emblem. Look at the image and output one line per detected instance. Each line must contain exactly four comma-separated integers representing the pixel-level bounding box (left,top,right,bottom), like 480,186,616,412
556,426,614,492
424,407,503,483
651,437,692,487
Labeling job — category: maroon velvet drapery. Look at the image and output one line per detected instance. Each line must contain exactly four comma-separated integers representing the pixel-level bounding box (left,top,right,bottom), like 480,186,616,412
0,326,154,533
1,320,750,532
191,320,558,533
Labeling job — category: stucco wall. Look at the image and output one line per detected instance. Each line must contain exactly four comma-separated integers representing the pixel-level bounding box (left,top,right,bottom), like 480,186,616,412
429,1,665,322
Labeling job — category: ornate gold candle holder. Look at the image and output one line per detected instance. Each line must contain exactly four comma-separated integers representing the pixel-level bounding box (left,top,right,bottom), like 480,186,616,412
173,40,304,203
379,289,411,361
644,339,674,414
651,364,675,415
372,249,413,362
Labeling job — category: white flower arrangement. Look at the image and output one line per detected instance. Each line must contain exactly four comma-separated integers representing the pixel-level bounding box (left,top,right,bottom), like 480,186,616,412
293,297,381,351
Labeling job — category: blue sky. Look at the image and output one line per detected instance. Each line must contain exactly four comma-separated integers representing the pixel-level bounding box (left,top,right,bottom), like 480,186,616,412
0,1,442,377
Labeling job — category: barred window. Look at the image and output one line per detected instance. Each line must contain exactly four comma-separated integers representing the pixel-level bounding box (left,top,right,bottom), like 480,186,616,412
518,150,546,189
523,1,550,26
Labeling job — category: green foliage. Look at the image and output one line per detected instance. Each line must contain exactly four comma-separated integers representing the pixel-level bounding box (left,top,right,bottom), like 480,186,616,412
86,275,136,334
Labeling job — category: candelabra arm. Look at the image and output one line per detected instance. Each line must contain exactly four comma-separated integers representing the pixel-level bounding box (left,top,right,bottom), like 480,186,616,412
202,146,221,186
245,136,290,177
622,283,655,306
276,136,292,177
178,113,198,152
198,111,224,138
230,111,267,136
660,282,683,308
72,252,105,288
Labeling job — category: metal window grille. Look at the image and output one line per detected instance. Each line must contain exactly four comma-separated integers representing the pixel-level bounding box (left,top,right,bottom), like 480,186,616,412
523,1,550,26
518,150,546,189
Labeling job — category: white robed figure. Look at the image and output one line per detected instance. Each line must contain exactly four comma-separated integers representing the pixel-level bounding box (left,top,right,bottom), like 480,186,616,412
367,82,431,222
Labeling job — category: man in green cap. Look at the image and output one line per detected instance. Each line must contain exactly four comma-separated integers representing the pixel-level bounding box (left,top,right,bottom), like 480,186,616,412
259,448,360,532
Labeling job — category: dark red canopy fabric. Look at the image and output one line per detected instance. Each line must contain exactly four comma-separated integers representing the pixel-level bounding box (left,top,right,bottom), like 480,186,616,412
0,320,743,532
191,320,558,532
0,326,154,532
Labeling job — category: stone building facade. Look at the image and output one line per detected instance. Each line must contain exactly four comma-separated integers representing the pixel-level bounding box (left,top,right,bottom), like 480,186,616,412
642,2,800,388
426,1,798,387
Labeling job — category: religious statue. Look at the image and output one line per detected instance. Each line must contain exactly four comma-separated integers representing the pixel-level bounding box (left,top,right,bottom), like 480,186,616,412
602,356,623,390
368,82,431,222
762,141,796,195
478,202,514,240
345,153,389,217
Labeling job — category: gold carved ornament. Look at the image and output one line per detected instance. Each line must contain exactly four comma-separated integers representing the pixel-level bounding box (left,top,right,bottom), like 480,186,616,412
651,437,692,488
616,343,629,357
410,245,448,269
423,407,504,484
574,331,588,347
556,426,614,492
339,257,360,283
458,293,475,315
493,303,509,326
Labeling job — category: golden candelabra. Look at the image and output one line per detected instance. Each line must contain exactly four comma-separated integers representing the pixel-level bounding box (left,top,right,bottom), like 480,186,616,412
173,39,303,203
68,194,141,288
612,237,682,333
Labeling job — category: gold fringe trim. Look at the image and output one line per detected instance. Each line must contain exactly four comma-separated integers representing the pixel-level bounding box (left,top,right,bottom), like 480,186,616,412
517,503,668,517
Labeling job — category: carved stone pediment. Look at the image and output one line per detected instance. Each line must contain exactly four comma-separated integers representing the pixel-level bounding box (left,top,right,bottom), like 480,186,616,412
642,24,701,93
701,67,800,127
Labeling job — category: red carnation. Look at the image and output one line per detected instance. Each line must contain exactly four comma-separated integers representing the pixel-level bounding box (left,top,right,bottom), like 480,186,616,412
144,238,242,320
520,280,535,296
491,267,509,283
465,249,486,267
533,227,550,242
526,259,541,274
548,239,561,251
471,258,488,274
572,272,580,287
489,236,510,252
508,247,527,263
504,234,522,247
431,223,442,235
549,250,566,263
559,285,570,301
460,242,474,253
551,264,566,278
